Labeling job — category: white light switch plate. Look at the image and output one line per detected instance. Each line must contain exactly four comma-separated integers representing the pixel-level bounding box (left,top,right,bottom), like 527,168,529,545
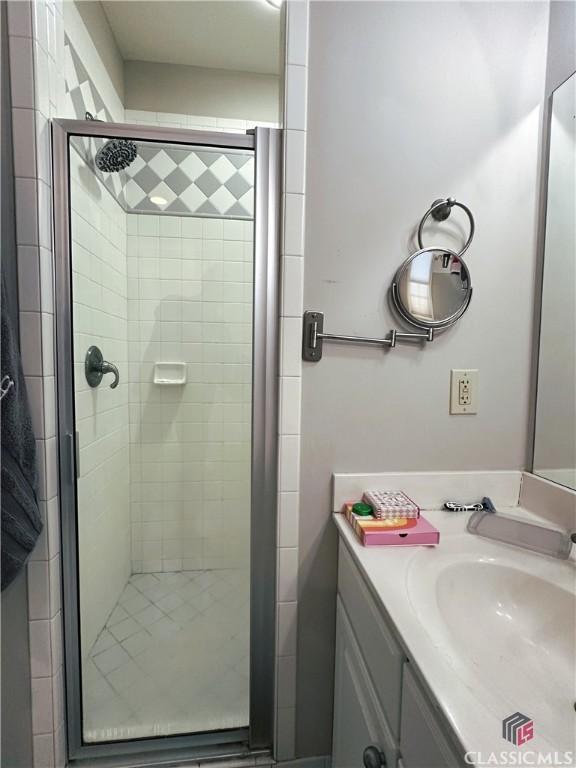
450,369,478,414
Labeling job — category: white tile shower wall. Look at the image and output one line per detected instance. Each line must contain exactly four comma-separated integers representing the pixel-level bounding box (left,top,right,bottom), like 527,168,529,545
8,0,125,762
70,147,131,660
127,215,253,574
275,1,309,761
8,0,67,763
8,0,68,764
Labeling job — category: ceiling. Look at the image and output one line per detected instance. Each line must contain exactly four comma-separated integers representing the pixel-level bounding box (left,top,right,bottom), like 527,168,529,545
101,1,283,76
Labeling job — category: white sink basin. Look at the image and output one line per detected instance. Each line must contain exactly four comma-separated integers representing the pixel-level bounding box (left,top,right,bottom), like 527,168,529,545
407,536,576,750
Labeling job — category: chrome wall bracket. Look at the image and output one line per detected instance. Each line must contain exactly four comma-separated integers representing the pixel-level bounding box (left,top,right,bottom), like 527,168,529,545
302,311,434,362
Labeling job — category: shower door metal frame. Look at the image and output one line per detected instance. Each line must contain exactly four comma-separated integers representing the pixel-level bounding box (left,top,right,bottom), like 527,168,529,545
52,119,281,763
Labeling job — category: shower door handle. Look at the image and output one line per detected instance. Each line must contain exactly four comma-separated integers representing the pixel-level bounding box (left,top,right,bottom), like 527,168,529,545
85,345,120,389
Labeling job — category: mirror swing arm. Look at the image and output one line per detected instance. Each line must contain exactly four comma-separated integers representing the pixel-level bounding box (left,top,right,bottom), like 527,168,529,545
302,197,475,362
302,311,434,362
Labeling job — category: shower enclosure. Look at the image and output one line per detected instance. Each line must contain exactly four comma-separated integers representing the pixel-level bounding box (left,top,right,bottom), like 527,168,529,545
52,119,280,761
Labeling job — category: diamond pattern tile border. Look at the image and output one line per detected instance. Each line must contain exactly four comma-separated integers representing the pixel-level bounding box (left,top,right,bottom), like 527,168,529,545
65,37,254,221
125,145,254,219
65,38,127,208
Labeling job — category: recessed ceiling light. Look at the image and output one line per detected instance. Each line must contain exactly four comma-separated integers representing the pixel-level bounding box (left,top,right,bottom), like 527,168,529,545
150,196,167,206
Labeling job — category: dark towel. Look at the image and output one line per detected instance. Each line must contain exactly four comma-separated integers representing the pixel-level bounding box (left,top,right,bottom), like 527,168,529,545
1,276,43,590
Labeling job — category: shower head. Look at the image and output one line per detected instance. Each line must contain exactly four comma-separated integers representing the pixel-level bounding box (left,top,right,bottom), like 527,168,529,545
85,112,138,173
94,138,137,173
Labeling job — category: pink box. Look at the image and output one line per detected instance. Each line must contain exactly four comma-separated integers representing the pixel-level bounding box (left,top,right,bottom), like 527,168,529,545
343,504,439,547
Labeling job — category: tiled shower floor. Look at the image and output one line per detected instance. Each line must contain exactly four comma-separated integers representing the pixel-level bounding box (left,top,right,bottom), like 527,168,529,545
83,569,250,742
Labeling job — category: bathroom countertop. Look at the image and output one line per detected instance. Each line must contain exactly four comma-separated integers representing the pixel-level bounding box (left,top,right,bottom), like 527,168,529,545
334,507,576,764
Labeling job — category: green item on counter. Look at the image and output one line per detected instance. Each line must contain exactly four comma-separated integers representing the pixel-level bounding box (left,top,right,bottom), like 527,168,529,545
353,502,373,517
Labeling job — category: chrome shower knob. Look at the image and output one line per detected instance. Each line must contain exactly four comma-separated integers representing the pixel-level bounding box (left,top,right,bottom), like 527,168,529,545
85,345,120,389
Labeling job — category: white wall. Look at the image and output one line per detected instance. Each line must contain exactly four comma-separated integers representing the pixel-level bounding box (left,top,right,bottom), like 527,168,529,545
545,0,576,96
296,1,549,756
124,60,281,124
533,73,576,484
126,214,253,574
70,145,130,659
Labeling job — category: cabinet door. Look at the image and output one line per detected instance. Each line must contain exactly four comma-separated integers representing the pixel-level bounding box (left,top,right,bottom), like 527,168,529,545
400,664,464,768
338,543,404,737
333,597,397,768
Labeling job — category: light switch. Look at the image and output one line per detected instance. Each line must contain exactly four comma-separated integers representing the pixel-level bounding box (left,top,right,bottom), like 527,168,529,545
450,369,478,414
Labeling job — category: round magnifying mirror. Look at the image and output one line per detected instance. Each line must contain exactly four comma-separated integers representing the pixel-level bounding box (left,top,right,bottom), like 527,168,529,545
391,247,472,331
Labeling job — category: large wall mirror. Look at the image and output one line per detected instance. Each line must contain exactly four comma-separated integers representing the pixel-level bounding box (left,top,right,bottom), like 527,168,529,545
532,71,576,490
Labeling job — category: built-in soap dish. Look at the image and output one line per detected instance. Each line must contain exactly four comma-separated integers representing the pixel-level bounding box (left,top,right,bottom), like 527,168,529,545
153,362,187,385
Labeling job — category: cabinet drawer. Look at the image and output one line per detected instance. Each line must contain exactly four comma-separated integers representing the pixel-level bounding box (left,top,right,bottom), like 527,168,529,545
400,664,464,768
338,542,404,737
333,597,398,768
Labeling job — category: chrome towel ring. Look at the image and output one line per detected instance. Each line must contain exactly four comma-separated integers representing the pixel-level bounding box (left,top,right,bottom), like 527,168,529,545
417,197,475,257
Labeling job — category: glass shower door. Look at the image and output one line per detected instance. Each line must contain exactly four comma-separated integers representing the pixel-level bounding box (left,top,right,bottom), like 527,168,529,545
54,122,279,759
